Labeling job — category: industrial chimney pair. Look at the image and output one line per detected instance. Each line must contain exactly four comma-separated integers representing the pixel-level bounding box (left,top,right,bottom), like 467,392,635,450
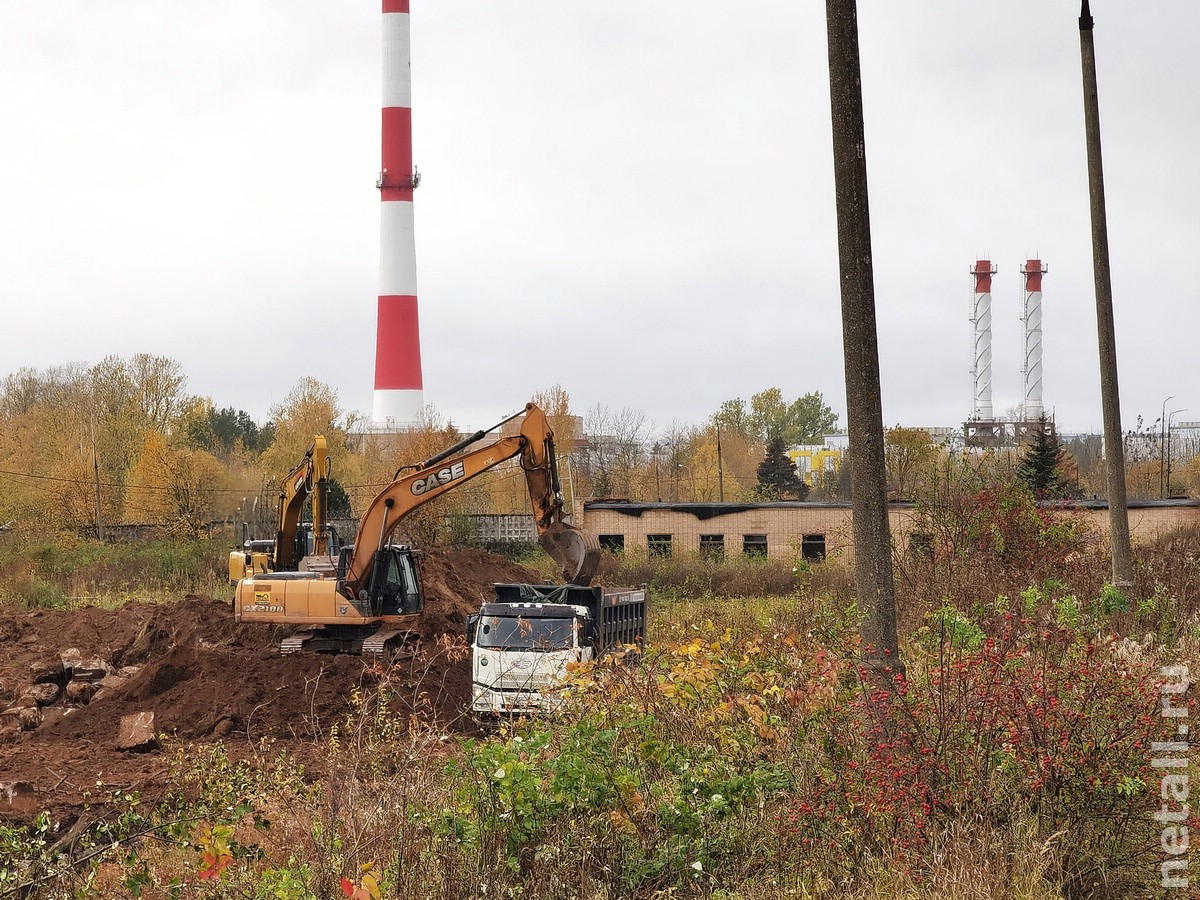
970,259,1047,421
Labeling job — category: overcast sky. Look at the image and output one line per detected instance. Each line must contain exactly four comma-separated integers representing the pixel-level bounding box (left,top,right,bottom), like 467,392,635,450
2,2,1196,437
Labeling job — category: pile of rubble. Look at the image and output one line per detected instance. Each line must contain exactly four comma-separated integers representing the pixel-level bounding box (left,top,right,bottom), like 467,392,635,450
1,648,154,750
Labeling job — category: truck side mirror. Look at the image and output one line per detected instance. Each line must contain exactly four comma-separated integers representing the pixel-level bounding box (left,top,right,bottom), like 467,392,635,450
466,614,479,643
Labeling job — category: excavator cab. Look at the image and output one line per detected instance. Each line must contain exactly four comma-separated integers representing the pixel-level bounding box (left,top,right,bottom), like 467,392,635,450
371,546,421,617
337,544,421,618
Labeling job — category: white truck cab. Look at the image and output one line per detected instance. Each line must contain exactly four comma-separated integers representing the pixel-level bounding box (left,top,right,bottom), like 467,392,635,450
467,584,646,715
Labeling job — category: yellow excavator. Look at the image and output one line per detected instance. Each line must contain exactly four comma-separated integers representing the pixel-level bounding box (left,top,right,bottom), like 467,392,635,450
233,403,601,655
228,436,337,584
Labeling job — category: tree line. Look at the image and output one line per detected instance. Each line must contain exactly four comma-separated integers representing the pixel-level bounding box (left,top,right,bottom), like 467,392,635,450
0,355,1193,542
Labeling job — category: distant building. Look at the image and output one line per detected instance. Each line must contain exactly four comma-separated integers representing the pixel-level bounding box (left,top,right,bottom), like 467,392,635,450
788,434,847,486
787,445,842,486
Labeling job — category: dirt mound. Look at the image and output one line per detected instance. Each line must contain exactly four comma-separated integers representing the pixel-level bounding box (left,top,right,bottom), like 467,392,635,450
0,548,539,826
414,547,541,637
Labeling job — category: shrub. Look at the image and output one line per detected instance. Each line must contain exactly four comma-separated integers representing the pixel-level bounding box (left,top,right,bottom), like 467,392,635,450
894,460,1105,630
602,547,802,599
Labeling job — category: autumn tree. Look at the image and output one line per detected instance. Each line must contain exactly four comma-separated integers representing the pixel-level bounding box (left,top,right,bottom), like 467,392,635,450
755,436,809,500
125,431,232,534
0,363,124,532
884,427,937,500
1181,454,1200,500
580,404,650,499
711,398,754,440
529,384,583,511
260,378,348,477
707,426,759,502
128,353,187,432
684,427,738,501
715,388,839,446
0,352,196,531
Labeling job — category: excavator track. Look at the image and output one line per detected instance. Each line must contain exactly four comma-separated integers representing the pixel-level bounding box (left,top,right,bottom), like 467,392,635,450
361,627,417,658
279,625,416,659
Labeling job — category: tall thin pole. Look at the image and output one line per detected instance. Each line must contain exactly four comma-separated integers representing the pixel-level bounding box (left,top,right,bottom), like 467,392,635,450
91,423,104,542
1079,0,1133,585
826,0,900,675
1167,409,1187,498
716,425,726,502
1160,395,1172,499
1166,419,1172,498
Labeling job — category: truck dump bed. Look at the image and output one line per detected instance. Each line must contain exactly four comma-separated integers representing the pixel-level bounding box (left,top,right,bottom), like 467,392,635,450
491,583,647,653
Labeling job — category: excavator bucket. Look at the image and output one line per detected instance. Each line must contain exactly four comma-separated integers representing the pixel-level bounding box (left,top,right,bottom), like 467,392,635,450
539,523,602,586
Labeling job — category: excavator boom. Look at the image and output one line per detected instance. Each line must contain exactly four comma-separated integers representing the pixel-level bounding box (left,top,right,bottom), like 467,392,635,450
344,403,600,597
274,435,331,570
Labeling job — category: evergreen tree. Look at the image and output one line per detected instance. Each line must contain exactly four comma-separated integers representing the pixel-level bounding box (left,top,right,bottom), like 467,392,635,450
1017,417,1077,498
755,436,810,500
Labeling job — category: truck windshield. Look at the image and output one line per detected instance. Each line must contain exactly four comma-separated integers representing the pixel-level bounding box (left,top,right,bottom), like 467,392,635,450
477,616,576,651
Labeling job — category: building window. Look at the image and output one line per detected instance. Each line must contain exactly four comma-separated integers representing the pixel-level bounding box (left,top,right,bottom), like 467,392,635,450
743,534,768,558
801,533,826,561
699,534,724,560
599,534,625,553
647,534,673,558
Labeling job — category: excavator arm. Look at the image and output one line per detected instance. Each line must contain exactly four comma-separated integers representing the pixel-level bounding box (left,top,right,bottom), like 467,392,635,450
274,435,330,570
342,403,600,600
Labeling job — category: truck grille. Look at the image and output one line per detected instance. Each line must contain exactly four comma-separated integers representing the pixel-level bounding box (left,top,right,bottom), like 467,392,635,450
495,671,558,692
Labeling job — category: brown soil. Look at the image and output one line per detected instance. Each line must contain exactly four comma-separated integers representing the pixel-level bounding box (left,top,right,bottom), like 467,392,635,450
0,548,537,827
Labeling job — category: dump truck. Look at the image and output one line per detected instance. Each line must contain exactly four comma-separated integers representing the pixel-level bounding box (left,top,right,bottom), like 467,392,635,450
467,582,647,714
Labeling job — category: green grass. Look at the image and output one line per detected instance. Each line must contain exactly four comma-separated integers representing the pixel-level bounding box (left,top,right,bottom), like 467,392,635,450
0,536,226,608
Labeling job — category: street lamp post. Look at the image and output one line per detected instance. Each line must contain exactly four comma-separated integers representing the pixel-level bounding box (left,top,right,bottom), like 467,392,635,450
677,463,695,502
1167,408,1188,498
652,443,662,503
1161,395,1174,498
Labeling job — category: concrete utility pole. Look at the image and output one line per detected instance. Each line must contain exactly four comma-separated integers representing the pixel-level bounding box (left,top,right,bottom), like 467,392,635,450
716,426,726,502
825,0,901,674
90,421,104,542
1079,0,1133,586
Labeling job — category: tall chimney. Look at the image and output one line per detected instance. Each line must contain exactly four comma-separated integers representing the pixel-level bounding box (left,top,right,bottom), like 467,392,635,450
372,0,424,428
970,259,997,420
1021,259,1047,419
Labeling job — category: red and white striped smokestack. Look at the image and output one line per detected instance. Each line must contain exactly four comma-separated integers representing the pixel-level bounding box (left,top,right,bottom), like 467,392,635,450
970,259,997,420
372,0,424,428
1021,259,1047,419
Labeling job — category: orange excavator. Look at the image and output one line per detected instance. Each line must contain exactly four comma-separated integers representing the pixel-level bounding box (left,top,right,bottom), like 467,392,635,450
227,436,339,583
233,403,601,655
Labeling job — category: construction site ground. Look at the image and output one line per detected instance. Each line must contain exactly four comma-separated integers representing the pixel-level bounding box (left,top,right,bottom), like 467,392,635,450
0,548,539,829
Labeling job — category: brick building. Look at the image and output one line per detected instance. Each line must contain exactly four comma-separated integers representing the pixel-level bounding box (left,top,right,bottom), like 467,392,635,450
576,499,1200,563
